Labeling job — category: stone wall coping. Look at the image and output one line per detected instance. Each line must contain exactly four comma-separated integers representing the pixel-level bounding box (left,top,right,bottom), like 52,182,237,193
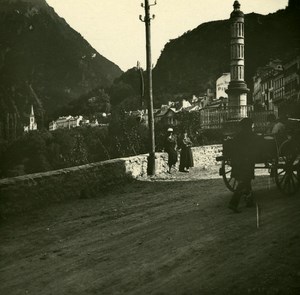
0,145,222,187
0,144,223,217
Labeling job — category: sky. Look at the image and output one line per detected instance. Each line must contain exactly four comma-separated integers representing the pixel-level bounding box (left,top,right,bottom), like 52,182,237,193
46,0,288,72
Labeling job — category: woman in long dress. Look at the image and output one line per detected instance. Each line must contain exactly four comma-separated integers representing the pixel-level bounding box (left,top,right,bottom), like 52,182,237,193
179,131,194,172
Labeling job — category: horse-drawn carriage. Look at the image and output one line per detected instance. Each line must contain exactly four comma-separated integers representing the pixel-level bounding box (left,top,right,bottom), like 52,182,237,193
217,118,300,196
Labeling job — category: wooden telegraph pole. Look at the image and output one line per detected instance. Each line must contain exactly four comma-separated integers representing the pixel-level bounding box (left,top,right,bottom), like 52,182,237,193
140,0,156,175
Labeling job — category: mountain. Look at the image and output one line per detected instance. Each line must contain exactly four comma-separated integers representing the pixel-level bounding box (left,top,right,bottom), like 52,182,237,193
0,0,122,138
112,4,299,108
153,5,299,97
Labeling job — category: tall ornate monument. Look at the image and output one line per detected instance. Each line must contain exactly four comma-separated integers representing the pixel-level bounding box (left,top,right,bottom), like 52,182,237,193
226,1,249,118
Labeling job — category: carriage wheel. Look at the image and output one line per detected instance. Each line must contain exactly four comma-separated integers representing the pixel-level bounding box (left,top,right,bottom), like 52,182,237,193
275,140,300,196
221,159,238,192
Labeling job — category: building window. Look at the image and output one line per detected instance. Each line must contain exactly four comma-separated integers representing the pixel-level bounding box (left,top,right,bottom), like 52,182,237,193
237,44,241,58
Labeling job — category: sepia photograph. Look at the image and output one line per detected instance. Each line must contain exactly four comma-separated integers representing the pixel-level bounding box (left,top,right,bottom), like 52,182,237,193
0,0,299,294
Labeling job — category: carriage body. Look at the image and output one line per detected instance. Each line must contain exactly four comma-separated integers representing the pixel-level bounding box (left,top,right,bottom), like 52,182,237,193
222,135,278,164
217,118,300,195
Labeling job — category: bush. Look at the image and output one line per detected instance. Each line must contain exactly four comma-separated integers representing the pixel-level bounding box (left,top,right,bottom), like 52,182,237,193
108,108,148,157
0,109,224,178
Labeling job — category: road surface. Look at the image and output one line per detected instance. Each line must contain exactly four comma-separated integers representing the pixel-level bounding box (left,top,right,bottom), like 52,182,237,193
1,168,300,294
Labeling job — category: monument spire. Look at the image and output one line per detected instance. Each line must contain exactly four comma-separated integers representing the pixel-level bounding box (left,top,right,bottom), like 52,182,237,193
226,1,249,118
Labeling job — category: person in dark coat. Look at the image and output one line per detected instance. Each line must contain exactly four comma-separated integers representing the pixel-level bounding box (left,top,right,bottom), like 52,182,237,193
179,131,194,172
265,113,277,135
165,128,178,173
228,118,259,213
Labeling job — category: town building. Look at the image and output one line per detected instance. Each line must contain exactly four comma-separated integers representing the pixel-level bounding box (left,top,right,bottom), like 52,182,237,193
191,89,214,110
252,56,299,114
253,60,283,111
253,70,263,110
49,120,57,132
273,70,285,108
155,107,179,126
180,99,192,109
284,55,300,102
261,59,283,111
155,104,175,124
216,73,230,100
49,115,83,131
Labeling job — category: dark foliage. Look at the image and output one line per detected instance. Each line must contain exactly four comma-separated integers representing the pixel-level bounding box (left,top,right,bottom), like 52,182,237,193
51,87,111,122
107,107,148,158
0,108,149,178
0,0,122,137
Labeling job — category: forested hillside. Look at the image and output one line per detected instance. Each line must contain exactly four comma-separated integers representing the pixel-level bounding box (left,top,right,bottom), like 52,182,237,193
0,0,122,138
112,4,299,108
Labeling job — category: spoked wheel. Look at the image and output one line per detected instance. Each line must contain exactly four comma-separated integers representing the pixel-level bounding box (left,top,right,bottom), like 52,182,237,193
221,159,238,192
275,139,300,196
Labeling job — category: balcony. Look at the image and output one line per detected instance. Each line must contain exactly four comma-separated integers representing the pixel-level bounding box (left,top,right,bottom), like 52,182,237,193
199,106,277,132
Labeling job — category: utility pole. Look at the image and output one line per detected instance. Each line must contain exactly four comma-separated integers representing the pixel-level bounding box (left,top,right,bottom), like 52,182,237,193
140,0,156,175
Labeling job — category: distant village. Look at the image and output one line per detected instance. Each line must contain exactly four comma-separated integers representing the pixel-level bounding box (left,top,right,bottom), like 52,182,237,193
24,109,109,133
146,55,300,129
23,54,300,133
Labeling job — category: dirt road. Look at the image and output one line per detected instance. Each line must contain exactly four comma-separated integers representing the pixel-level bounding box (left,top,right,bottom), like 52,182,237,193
1,169,300,294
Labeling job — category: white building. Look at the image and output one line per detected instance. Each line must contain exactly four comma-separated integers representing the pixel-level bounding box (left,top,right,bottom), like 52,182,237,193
216,73,230,100
49,120,57,131
24,105,37,132
49,115,83,131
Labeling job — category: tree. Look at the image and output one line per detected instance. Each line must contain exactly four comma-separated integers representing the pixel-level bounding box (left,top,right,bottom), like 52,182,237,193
108,108,148,157
69,134,88,165
109,81,135,106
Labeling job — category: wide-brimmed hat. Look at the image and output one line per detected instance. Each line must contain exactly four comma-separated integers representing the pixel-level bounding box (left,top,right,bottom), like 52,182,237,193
167,128,173,132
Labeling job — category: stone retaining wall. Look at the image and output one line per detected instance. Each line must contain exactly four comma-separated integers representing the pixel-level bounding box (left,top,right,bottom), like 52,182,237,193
191,145,222,169
0,145,221,217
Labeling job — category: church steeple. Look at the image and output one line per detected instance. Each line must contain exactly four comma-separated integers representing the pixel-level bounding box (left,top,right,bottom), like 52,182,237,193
31,105,34,116
24,105,37,132
30,105,35,125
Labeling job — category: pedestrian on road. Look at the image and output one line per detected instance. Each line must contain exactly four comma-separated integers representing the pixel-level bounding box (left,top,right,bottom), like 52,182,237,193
228,118,259,213
265,114,286,138
272,115,287,145
165,128,178,174
265,113,277,135
179,130,194,172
